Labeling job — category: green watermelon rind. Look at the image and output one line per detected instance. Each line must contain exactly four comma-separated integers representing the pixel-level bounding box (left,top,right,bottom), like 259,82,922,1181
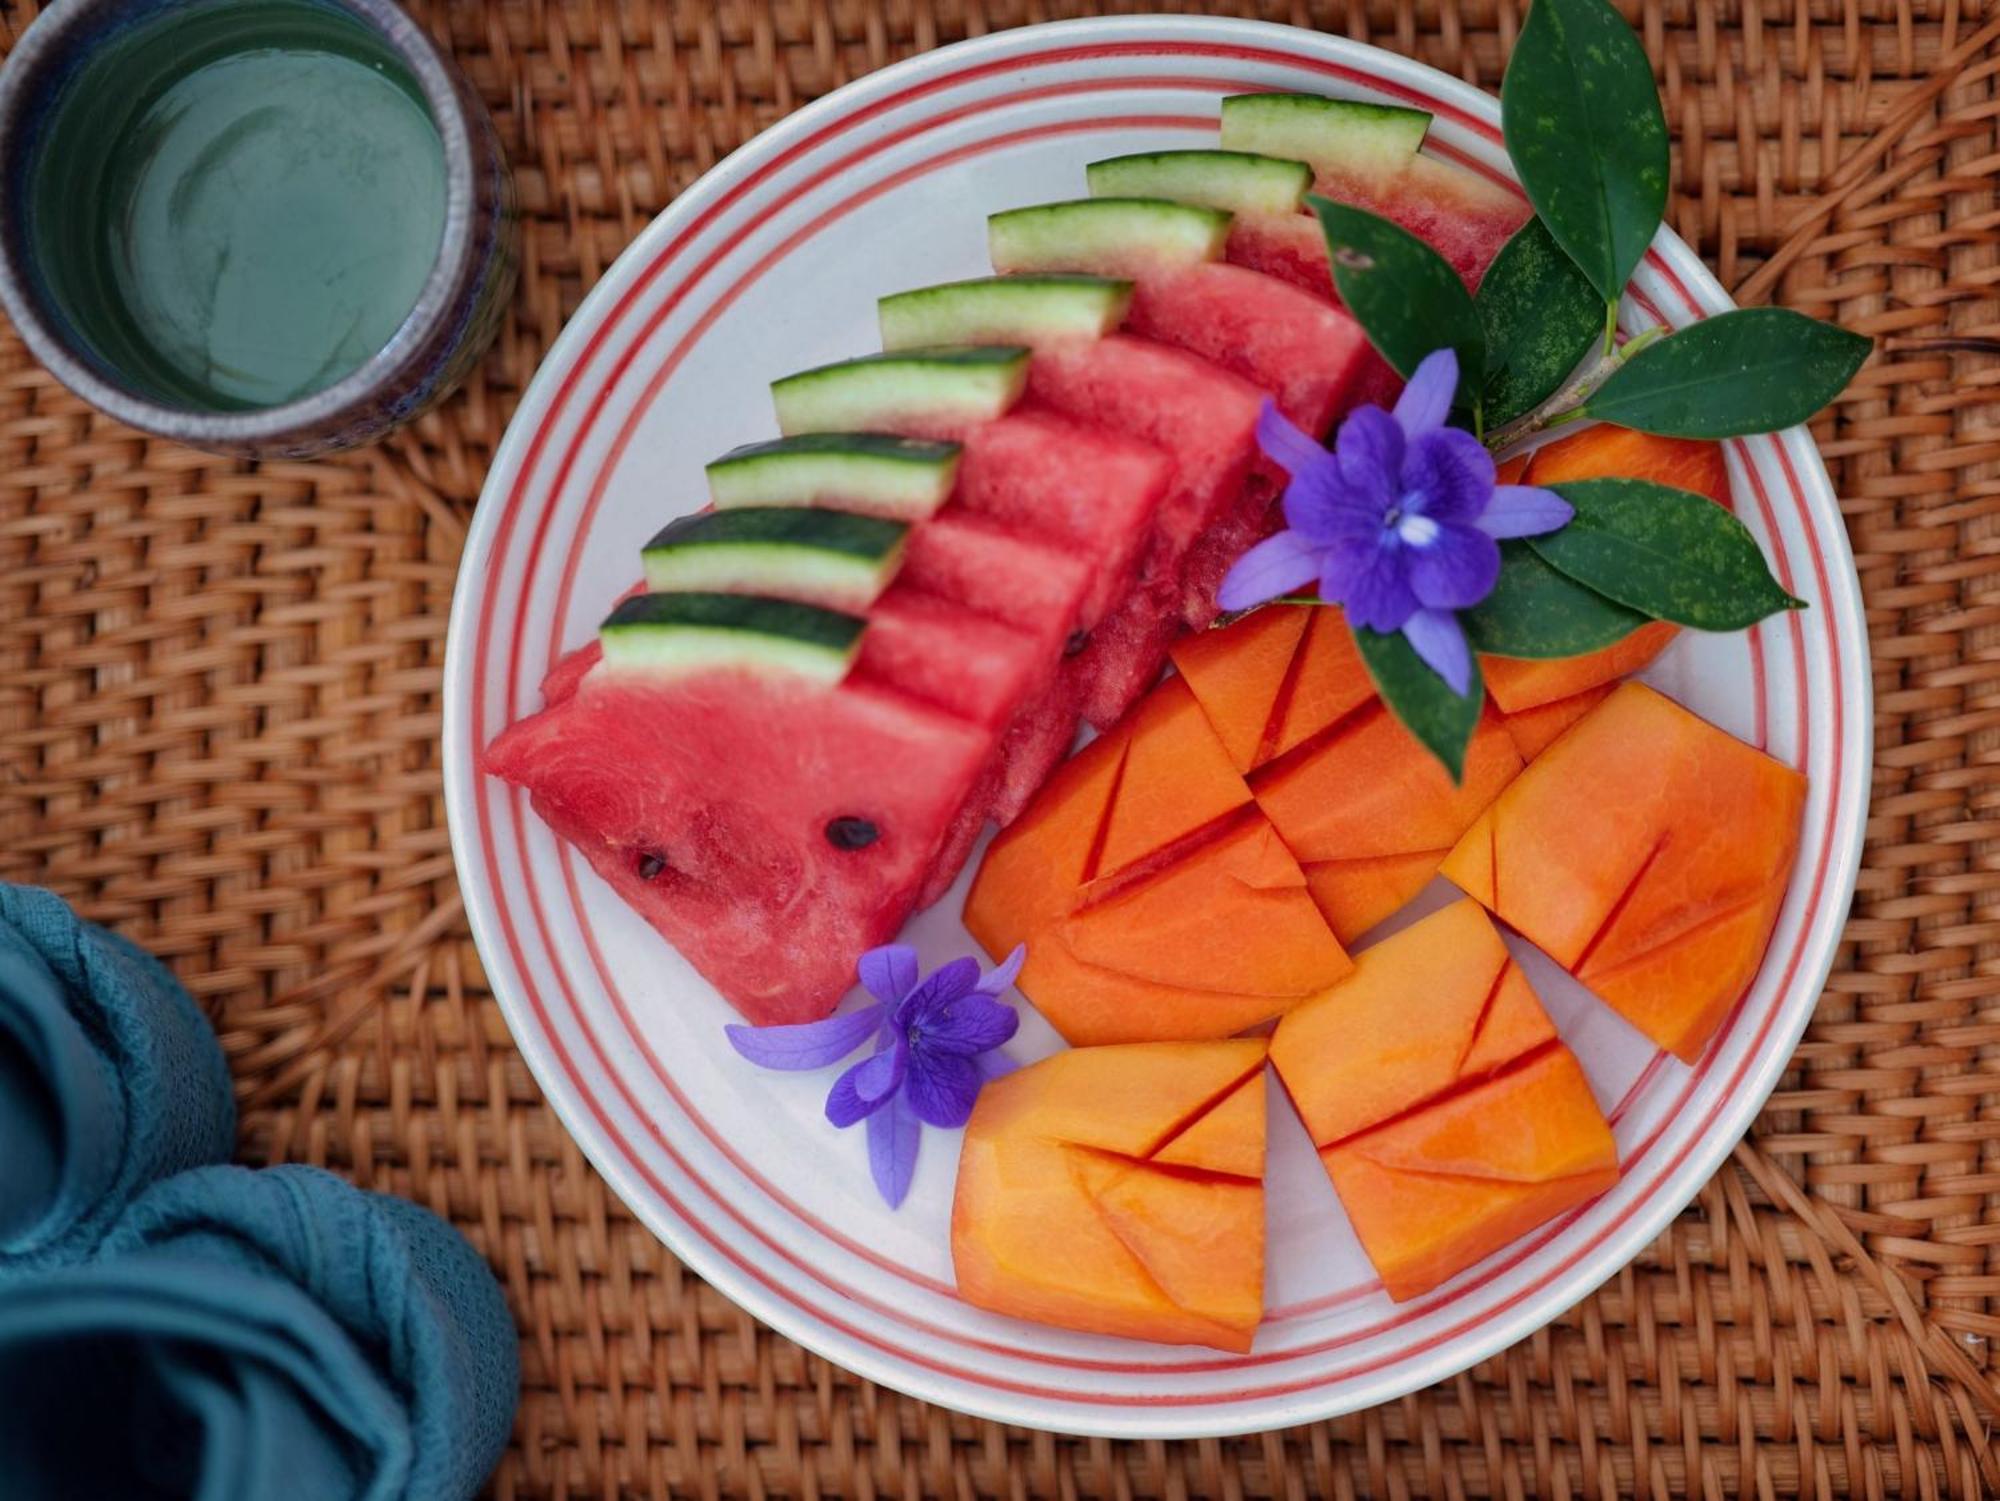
641,508,909,611
1219,93,1432,180
599,591,866,685
706,433,961,518
988,198,1231,278
1085,150,1312,217
772,347,1029,436
879,275,1133,351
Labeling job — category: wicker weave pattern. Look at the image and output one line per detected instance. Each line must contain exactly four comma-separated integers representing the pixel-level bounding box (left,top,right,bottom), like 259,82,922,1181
2,2,1996,1495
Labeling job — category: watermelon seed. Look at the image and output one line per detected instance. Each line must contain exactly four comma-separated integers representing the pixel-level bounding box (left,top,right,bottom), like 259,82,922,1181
824,817,880,850
635,851,669,880
1063,629,1089,657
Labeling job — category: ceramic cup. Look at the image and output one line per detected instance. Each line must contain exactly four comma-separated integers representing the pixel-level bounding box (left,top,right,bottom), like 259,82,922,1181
0,0,516,457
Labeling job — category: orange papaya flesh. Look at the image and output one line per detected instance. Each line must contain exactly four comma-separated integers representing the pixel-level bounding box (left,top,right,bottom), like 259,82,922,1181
952,1042,1267,1349
1300,850,1457,948
1269,899,1615,1302
1321,1047,1619,1301
1030,811,1351,1043
1482,427,1729,714
1441,681,1806,1063
1499,682,1615,760
1094,675,1254,880
1168,607,1307,772
1269,898,1555,1147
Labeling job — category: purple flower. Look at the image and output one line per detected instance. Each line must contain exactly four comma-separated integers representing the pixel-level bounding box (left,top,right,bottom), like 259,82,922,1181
725,943,1024,1208
1219,349,1573,694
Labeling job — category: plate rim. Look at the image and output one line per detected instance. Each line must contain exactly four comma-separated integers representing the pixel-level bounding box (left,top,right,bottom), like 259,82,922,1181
442,13,1872,1439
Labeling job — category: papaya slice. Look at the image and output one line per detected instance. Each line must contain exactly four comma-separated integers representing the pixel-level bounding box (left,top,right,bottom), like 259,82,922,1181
1253,699,1524,943
1441,681,1806,1062
1482,427,1728,714
966,670,1348,1046
1169,602,1376,773
1322,1048,1619,1301
1270,900,1617,1301
953,1041,1268,1350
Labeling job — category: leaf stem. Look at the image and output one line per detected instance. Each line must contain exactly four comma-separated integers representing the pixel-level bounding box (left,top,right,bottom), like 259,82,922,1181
1485,322,1666,452
1602,298,1620,356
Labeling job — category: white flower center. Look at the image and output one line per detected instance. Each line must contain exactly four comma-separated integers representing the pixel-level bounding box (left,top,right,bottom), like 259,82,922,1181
1396,511,1440,547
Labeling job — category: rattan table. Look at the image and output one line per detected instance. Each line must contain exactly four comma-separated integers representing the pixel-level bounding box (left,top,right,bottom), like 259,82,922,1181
3,2,1997,1495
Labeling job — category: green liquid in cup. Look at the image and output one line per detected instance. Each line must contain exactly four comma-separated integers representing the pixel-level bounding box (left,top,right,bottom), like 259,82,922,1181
30,2,448,411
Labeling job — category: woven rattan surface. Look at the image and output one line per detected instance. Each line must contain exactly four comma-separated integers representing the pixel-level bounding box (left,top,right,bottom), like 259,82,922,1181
3,1,1998,1494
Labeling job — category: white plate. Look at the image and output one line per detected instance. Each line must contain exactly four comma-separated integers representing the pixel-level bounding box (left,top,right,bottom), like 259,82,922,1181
442,15,1869,1439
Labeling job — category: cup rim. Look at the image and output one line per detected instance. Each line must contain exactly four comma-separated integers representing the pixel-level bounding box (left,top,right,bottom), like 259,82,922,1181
0,0,480,445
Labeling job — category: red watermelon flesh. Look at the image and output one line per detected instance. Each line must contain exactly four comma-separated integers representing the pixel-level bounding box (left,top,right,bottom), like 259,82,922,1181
483,669,991,1025
856,585,1051,729
1319,155,1527,291
954,409,1168,621
1124,263,1371,438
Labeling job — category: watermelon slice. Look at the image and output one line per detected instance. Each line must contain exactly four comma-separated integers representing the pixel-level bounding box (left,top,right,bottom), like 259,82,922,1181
1219,94,1528,291
987,198,1372,439
485,666,991,1025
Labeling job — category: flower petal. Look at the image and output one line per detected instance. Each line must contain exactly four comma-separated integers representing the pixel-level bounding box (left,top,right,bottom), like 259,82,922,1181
1401,607,1475,696
974,943,1026,997
857,945,919,1007
1334,406,1405,508
1406,521,1501,610
1393,349,1459,436
1255,398,1331,477
919,994,1019,1056
904,1051,984,1128
1281,466,1384,541
725,1003,884,1071
825,1047,898,1127
1478,484,1574,539
893,956,981,1029
975,1050,1020,1082
865,1089,922,1209
1404,427,1496,523
1322,535,1419,634
1216,529,1323,612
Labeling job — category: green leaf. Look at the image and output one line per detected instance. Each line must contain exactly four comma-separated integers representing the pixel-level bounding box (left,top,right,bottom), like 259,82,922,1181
1309,195,1484,408
1501,0,1669,307
1530,477,1806,629
1462,542,1650,658
1353,626,1484,783
1476,218,1604,427
1582,307,1872,437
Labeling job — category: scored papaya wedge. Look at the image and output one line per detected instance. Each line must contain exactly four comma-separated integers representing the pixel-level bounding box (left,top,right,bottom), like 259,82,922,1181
1441,681,1806,1063
952,1040,1269,1350
1270,899,1618,1301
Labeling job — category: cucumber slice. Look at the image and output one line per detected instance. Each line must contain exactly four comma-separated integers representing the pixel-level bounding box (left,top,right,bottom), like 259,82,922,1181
641,508,908,611
598,592,865,685
879,275,1132,352
706,434,961,520
1085,150,1312,217
772,346,1028,437
1219,94,1431,182
988,199,1229,279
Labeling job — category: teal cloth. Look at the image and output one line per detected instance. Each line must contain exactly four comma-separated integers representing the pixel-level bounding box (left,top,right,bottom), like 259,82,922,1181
0,883,236,1273
0,1165,520,1501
